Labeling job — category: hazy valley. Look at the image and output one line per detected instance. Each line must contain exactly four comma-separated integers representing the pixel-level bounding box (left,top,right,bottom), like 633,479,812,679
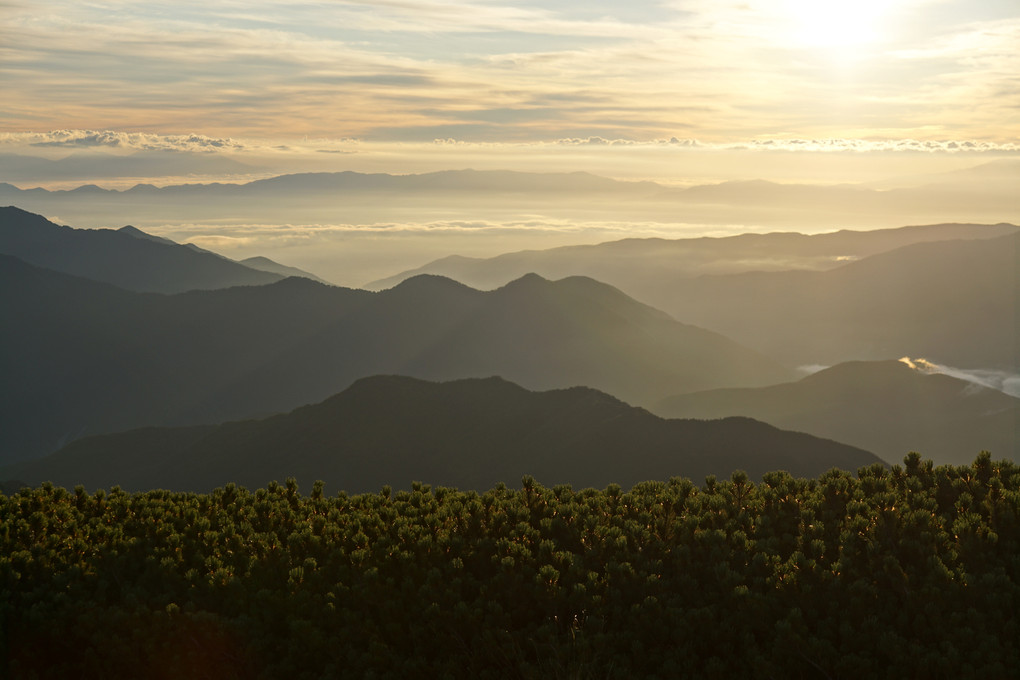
3,158,1018,287
2,202,1016,489
6,0,1020,672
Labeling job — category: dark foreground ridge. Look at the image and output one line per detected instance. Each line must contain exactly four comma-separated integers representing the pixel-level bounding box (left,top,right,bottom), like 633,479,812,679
2,375,881,493
1,454,1016,678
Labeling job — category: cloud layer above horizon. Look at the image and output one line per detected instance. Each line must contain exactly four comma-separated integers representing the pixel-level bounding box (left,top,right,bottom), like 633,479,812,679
2,1,1018,145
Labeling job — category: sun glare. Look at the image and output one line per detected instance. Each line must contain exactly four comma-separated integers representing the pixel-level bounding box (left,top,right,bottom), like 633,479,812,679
785,0,889,49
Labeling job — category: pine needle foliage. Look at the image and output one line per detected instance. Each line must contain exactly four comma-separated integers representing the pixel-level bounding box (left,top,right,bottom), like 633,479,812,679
1,453,1017,679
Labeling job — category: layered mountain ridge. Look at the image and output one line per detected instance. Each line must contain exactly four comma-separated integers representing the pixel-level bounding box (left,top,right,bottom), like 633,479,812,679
0,206,325,292
373,226,1019,368
654,359,1019,465
1,375,882,494
0,249,790,463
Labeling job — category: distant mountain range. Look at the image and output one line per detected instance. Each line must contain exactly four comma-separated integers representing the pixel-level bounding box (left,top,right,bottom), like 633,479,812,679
0,206,326,292
2,164,1016,229
0,375,882,494
655,232,1020,368
367,222,1018,289
0,170,657,225
238,256,331,284
0,169,656,200
375,227,1020,369
1,254,791,463
3,202,1012,486
654,359,1019,465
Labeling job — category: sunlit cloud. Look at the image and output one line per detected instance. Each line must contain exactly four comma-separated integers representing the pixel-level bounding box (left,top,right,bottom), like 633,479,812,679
1,1,1016,142
11,130,248,152
800,359,1020,399
900,357,1020,398
547,137,1020,154
738,138,1020,154
3,130,1019,158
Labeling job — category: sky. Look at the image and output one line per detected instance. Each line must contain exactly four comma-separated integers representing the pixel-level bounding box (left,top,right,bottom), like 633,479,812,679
2,1,1017,153
1,0,1018,282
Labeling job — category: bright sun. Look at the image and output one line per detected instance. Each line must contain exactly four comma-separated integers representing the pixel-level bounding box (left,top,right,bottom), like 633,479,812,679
785,0,889,48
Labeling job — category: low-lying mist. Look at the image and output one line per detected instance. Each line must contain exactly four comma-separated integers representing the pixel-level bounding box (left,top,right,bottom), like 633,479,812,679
144,219,759,287
898,357,1020,398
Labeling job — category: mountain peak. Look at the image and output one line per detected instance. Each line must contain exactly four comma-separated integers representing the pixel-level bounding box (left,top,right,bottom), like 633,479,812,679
0,206,284,293
798,359,931,387
239,255,275,266
117,224,177,246
386,273,476,294
0,205,55,224
499,272,550,289
238,255,331,285
6,375,881,493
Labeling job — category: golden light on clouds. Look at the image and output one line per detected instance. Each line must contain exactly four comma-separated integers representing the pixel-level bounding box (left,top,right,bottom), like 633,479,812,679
0,0,1015,145
785,0,890,48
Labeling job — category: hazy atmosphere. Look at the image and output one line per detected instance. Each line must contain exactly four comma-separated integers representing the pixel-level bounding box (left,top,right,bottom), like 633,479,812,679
3,1,1019,675
2,0,1018,284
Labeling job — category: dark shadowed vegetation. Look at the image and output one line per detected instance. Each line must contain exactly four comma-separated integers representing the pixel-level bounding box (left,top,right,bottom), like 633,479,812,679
2,453,1016,678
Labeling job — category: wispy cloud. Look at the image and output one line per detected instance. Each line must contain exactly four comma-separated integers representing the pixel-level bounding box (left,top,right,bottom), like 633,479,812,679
145,216,703,286
1,1,1016,142
9,129,1020,164
5,130,1019,156
737,139,1020,154
548,137,1020,154
10,130,248,152
901,357,1020,398
155,217,694,243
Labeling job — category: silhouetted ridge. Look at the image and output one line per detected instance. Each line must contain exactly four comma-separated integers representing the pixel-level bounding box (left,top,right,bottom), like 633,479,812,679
1,205,51,227
117,224,175,245
239,169,651,195
496,273,672,320
497,271,548,288
694,232,1020,367
0,206,284,293
1,252,792,463
654,359,1019,465
797,359,916,387
240,256,275,266
364,222,1019,292
386,273,477,295
3,376,880,493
